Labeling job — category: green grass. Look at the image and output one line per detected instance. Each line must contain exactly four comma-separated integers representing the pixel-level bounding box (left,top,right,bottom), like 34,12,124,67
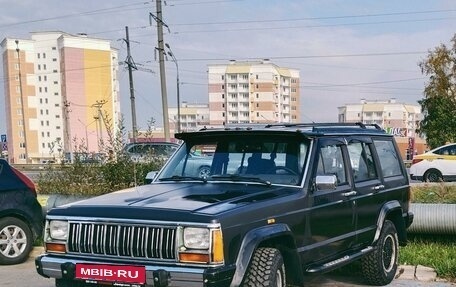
400,234,456,281
403,185,456,281
411,184,456,204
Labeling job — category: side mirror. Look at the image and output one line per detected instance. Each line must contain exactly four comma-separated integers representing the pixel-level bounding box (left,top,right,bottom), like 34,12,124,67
315,175,337,190
145,171,158,184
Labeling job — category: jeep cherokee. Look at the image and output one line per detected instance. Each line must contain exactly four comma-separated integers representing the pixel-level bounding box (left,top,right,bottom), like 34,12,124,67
36,123,413,287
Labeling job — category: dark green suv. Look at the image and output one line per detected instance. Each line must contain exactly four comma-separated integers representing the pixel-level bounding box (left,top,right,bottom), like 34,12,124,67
36,123,413,286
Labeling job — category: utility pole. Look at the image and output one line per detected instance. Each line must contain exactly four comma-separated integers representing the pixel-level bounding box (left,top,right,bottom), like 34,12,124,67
151,0,170,141
15,40,30,164
165,43,181,133
91,100,107,150
124,26,138,143
63,101,72,157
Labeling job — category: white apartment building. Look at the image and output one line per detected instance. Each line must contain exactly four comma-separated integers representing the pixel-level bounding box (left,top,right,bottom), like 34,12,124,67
208,60,300,125
338,98,426,155
168,102,210,133
1,32,119,164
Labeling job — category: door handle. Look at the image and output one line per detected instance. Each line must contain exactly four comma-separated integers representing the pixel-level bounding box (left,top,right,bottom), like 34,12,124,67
342,191,357,197
373,184,385,191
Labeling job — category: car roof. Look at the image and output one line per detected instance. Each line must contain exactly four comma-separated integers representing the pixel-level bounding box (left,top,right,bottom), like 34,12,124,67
176,122,389,140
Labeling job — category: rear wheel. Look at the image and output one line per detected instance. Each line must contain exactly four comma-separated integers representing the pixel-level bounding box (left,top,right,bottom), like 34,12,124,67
242,247,286,287
0,217,33,265
361,220,398,286
424,169,443,182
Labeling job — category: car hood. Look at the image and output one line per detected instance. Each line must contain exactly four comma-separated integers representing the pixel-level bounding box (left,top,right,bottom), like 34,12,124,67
48,182,297,220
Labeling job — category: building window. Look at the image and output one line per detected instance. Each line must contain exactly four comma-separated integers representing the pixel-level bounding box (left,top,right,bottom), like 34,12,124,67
52,47,56,50
46,120,49,126
41,121,44,126
256,84,259,89
42,143,45,148
18,120,23,126
15,75,19,81
221,93,224,99
39,87,42,93
44,75,47,81
14,64,19,70
45,87,48,93
55,103,60,107
221,75,224,80
256,75,259,79
43,64,47,70
38,76,41,81
56,126,61,129
47,132,50,137
54,92,59,96
256,93,259,98
53,69,58,73
40,99,43,104
43,53,46,59
17,109,22,115
41,132,45,137
37,53,40,59
46,110,49,115
54,81,58,84
40,110,43,115
16,86,20,93
56,115,60,118
53,58,57,62
19,131,24,138
221,85,225,89
38,64,41,70
20,142,25,148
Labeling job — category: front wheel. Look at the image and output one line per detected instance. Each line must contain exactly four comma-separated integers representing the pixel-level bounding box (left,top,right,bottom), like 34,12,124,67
242,247,286,287
361,220,398,286
0,217,33,265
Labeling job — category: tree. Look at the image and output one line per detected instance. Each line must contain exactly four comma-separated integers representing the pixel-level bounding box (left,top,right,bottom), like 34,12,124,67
418,34,456,149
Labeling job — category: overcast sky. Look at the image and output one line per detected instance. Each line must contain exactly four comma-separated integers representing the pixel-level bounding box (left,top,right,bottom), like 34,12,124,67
1,0,456,134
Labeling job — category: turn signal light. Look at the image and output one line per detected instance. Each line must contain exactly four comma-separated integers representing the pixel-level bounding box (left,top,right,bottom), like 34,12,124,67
211,230,224,263
45,243,66,253
179,253,210,263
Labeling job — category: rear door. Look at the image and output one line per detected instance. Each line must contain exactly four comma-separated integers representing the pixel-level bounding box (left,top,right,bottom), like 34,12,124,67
346,137,383,245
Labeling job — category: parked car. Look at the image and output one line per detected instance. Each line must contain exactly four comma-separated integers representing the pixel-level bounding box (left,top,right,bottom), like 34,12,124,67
409,143,456,182
36,123,413,287
124,142,179,163
0,159,43,265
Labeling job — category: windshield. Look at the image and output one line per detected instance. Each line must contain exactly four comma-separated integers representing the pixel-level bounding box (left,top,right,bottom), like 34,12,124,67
157,135,309,186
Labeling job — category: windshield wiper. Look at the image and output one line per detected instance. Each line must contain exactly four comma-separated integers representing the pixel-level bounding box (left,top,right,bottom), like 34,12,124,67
159,175,207,183
210,175,271,186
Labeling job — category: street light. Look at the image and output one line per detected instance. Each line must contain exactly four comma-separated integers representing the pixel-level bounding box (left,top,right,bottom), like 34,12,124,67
165,43,181,133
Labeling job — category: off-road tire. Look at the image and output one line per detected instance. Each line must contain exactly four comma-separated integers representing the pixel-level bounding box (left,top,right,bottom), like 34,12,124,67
361,220,398,286
0,217,33,265
242,247,286,287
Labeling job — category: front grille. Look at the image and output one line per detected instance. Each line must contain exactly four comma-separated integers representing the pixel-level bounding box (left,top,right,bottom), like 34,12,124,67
68,222,177,260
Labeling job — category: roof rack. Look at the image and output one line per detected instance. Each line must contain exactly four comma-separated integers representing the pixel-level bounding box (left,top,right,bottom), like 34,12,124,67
265,122,383,130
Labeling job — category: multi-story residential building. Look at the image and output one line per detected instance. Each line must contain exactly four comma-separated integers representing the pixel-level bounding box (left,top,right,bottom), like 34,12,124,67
338,98,426,157
208,60,300,125
168,102,210,133
1,32,119,163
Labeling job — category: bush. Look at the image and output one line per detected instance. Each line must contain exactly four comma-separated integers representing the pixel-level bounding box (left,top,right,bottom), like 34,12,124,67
411,184,456,204
37,157,164,196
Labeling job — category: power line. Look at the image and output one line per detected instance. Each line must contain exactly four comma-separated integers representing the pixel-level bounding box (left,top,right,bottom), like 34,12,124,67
173,16,456,34
170,8,456,26
0,1,154,30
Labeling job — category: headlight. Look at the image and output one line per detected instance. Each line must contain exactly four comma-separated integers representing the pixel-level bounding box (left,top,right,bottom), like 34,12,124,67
183,227,210,249
49,220,68,240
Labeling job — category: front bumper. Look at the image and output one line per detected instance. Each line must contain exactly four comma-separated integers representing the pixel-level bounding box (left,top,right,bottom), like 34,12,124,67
35,255,234,287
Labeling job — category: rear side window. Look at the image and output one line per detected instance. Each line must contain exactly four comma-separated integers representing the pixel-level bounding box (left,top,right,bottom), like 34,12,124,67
373,140,402,177
347,142,377,182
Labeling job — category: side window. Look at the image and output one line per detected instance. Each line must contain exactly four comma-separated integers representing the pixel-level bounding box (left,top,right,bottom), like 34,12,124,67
316,144,347,184
347,142,377,182
373,140,402,177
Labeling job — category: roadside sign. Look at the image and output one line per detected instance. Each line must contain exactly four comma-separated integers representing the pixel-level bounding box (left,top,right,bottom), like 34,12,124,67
0,134,6,142
1,143,7,151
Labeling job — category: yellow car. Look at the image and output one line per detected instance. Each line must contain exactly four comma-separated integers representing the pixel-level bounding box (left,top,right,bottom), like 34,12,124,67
409,143,456,182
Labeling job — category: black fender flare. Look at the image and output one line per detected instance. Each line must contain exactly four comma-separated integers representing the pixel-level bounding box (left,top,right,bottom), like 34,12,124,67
373,200,405,244
229,223,293,287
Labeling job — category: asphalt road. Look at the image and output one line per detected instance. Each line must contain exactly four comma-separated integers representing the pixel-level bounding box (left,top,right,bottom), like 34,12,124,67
1,249,454,287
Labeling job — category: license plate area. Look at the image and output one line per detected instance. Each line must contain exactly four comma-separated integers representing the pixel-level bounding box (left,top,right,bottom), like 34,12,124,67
76,263,146,286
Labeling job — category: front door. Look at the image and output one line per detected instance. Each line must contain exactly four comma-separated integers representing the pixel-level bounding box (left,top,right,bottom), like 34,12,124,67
306,138,356,262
